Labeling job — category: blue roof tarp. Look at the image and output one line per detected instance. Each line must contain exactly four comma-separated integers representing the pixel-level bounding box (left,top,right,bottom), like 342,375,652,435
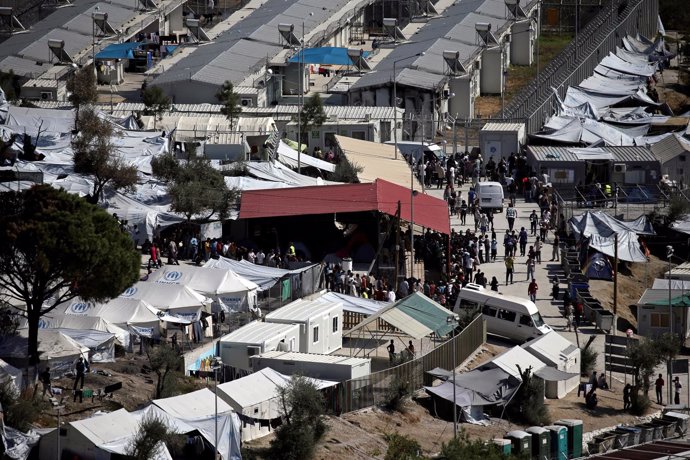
288,47,370,65
96,42,142,60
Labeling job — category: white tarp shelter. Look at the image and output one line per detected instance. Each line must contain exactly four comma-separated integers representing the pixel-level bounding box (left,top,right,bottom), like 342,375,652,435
38,409,171,460
120,281,211,321
317,291,387,315
216,367,337,442
147,265,259,313
152,388,242,460
276,140,336,172
0,329,89,376
0,358,23,391
522,332,580,398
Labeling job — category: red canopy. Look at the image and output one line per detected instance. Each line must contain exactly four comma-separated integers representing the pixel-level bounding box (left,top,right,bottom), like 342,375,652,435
239,179,451,234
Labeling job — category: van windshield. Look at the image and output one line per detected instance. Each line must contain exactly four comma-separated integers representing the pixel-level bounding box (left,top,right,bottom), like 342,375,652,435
531,313,545,328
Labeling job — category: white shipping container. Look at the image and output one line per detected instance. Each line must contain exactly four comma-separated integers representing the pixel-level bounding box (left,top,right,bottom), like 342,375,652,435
219,321,300,372
264,299,343,354
251,350,371,381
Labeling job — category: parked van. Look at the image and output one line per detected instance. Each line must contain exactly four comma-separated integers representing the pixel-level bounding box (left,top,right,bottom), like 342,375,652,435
384,141,444,163
475,181,504,213
453,283,551,342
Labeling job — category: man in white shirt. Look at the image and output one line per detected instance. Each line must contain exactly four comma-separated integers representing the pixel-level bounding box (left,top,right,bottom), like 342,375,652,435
387,290,396,303
256,249,265,265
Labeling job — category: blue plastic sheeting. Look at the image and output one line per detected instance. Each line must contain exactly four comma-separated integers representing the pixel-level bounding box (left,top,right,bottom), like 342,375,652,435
288,47,369,65
96,42,142,60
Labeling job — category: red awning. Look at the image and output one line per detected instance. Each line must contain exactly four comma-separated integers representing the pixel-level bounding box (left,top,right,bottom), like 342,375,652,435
239,179,451,234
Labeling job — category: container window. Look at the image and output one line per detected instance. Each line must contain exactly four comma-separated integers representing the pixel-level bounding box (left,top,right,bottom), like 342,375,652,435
313,326,319,343
332,316,339,333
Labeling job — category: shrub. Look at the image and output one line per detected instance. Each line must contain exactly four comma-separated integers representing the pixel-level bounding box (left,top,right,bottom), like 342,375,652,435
384,433,424,460
0,380,46,431
506,366,551,426
383,375,411,413
581,346,598,376
440,432,531,460
331,158,363,183
630,388,651,416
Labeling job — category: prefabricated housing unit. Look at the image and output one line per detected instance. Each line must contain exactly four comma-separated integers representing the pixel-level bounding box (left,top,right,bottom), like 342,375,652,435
480,122,527,160
523,332,580,399
219,321,300,374
250,350,371,381
264,299,343,354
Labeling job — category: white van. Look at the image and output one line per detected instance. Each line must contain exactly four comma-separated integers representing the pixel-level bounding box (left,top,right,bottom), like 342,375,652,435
453,284,551,342
475,181,504,213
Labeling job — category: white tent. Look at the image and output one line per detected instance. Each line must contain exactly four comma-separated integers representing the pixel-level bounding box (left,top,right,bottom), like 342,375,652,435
216,368,337,441
523,332,580,398
152,388,242,460
30,313,128,351
38,409,171,460
0,330,89,376
57,297,162,339
120,281,211,321
0,358,23,391
147,265,259,313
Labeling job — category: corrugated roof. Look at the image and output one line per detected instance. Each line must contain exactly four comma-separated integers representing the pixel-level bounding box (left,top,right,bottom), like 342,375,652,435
0,56,50,79
220,321,299,344
482,122,525,132
638,289,690,306
239,179,451,234
335,134,423,189
153,0,357,87
265,298,341,322
650,134,690,164
22,79,59,88
345,292,455,339
526,145,658,163
256,350,370,365
350,0,510,91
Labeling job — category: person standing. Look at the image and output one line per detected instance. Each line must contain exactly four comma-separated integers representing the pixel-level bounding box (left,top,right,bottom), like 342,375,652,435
526,256,535,281
490,276,499,291
40,367,52,398
551,234,560,262
623,383,632,410
459,200,468,225
505,255,514,285
655,374,665,405
73,357,87,393
168,239,179,265
528,278,538,302
518,227,528,257
675,376,682,405
534,237,543,264
529,209,538,236
387,340,396,363
506,203,517,232
491,236,498,262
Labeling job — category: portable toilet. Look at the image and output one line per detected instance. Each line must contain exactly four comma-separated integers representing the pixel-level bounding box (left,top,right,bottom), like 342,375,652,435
491,439,512,455
555,419,583,458
505,430,532,457
544,425,568,460
526,426,551,460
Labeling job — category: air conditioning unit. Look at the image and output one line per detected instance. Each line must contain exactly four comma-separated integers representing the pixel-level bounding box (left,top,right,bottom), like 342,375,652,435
40,91,53,100
241,98,253,107
614,163,627,173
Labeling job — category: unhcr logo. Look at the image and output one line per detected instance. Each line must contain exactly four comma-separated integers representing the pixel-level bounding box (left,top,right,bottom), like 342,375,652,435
164,271,182,282
70,302,90,314
38,319,49,329
122,287,138,297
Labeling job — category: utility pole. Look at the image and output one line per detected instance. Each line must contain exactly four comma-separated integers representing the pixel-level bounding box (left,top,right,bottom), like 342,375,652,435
395,200,401,291
613,232,618,336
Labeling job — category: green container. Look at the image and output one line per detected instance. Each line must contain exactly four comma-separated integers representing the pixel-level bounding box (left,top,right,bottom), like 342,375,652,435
545,425,568,460
506,430,532,457
491,439,512,455
555,419,583,458
526,427,551,460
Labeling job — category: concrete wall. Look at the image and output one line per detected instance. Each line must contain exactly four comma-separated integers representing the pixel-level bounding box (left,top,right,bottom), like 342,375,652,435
511,19,533,66
480,46,504,95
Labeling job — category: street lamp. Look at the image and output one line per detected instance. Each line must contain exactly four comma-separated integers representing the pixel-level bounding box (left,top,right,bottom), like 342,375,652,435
211,356,223,459
393,53,425,160
446,314,459,438
296,12,314,174
666,245,673,404
55,404,65,459
410,189,419,277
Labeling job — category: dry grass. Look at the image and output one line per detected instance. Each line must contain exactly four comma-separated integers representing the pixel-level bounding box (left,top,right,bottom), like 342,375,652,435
475,34,573,118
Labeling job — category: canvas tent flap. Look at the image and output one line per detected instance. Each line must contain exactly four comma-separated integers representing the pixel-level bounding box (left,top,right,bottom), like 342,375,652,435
276,141,336,172
569,148,615,161
587,231,648,263
570,211,655,237
534,367,580,381
0,358,23,391
318,291,386,315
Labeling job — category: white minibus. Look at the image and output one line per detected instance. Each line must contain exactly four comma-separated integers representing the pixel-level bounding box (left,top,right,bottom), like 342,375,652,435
475,181,505,213
453,283,552,342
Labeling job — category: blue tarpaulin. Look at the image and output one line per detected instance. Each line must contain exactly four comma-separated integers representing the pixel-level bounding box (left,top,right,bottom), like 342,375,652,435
288,47,370,65
96,42,142,60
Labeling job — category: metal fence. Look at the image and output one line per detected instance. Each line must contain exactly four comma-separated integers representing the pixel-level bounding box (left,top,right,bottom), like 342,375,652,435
327,316,486,414
503,0,659,133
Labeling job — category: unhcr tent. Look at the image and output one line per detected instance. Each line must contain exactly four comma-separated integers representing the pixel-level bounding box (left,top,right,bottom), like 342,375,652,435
0,330,89,376
120,281,210,321
584,252,614,280
217,368,337,442
38,409,171,460
33,314,129,349
152,388,242,460
147,265,259,313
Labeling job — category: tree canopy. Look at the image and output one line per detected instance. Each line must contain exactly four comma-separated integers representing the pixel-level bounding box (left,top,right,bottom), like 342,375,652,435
142,86,172,128
216,80,242,128
0,186,140,365
298,93,327,143
151,153,237,222
66,65,98,121
72,107,138,203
